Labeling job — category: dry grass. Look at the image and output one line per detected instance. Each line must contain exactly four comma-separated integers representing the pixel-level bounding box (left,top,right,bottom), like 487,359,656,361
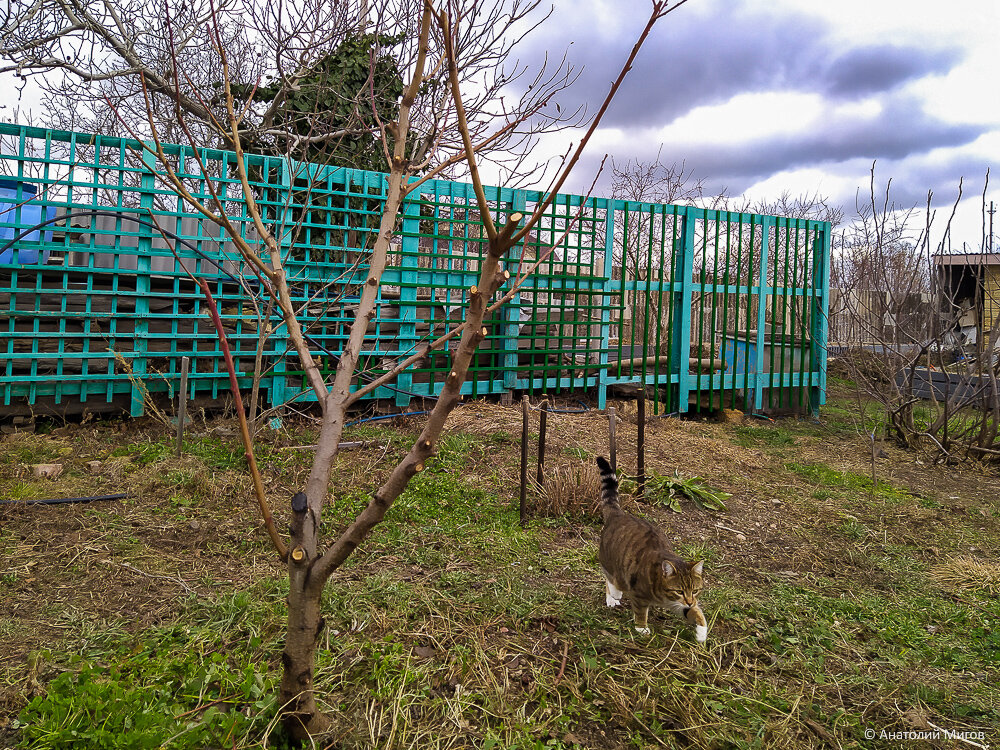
532,462,602,519
2,392,999,749
930,557,1000,596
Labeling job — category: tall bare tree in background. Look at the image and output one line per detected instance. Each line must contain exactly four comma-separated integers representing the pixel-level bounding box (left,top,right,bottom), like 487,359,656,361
8,0,690,740
607,151,727,358
2,0,580,183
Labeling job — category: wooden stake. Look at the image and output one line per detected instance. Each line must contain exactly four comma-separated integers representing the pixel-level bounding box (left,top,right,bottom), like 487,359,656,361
637,393,646,496
536,396,549,489
608,407,617,474
520,395,529,526
176,356,189,458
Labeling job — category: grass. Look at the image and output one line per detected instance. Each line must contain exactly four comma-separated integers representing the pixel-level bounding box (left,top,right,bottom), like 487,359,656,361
730,424,796,449
784,460,912,504
14,589,288,750
2,394,999,749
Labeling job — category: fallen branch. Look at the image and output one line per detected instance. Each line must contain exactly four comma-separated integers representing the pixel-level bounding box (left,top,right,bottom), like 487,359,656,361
279,441,384,452
109,560,195,594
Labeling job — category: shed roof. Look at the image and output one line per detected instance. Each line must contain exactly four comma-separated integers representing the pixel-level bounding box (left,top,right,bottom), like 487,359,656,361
932,252,1000,267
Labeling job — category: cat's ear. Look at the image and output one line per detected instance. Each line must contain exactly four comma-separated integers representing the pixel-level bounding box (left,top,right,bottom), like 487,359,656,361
661,561,675,577
690,560,704,577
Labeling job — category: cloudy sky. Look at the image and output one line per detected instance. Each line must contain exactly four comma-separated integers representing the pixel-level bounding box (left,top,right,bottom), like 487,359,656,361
514,0,999,247
2,0,995,245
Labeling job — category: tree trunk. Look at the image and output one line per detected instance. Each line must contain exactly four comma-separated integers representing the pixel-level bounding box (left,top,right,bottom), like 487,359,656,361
279,568,331,739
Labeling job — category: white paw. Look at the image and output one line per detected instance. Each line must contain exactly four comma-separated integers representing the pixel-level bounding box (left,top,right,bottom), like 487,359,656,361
606,594,622,607
695,625,708,643
634,626,651,635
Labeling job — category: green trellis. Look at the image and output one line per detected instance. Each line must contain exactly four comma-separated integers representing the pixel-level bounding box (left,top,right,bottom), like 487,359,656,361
0,123,830,416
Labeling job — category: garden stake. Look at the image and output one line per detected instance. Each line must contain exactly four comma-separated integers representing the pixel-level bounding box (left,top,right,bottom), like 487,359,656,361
176,356,189,458
608,406,617,473
520,395,529,526
637,394,646,495
536,396,549,489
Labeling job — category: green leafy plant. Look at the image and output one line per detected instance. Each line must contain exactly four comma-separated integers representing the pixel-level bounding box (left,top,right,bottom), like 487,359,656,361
17,656,279,749
647,471,730,512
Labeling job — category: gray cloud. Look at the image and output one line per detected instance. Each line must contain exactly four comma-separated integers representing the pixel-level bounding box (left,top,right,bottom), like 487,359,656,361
517,1,964,129
665,96,985,189
821,45,960,98
562,94,987,206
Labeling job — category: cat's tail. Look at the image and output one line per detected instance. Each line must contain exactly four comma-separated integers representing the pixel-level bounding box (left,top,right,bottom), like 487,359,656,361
596,456,620,520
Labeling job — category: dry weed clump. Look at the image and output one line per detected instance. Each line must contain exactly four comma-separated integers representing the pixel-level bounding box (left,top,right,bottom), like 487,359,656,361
930,557,1000,596
532,462,601,519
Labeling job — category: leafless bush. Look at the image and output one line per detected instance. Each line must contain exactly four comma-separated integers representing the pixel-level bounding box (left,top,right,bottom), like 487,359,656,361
834,164,1000,463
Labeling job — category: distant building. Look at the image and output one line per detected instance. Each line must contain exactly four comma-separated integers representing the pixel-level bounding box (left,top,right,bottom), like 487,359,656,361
934,252,1000,350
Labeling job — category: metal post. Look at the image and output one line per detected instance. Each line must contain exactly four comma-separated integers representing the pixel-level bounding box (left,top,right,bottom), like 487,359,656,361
608,406,617,473
176,356,190,457
520,395,529,526
536,396,549,488
637,393,646,496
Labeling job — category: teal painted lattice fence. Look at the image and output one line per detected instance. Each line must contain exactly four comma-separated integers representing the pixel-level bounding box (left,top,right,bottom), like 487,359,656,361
0,123,830,416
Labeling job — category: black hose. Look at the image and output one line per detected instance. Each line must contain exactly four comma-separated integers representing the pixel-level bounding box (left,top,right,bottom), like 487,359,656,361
0,493,128,506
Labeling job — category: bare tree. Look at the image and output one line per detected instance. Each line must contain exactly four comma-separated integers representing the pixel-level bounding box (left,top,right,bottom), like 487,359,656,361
736,190,844,227
834,163,1000,463
606,151,727,361
611,149,728,209
2,0,580,181
101,0,690,740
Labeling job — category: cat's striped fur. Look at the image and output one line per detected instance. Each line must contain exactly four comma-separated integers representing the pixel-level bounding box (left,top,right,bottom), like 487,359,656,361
597,456,708,642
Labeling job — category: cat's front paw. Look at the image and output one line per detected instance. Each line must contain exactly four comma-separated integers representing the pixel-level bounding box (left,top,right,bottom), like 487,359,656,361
695,625,708,643
634,626,651,635
606,594,621,607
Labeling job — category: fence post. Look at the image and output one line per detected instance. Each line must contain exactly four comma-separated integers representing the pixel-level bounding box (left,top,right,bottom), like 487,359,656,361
176,356,189,457
520,395,529,526
536,396,548,488
395,187,422,407
128,144,157,417
753,217,774,412
811,222,831,415
502,189,528,398
598,199,616,410
607,406,617,473
675,207,696,412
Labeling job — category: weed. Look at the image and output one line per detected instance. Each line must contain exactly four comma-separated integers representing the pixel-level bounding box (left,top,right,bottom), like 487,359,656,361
2,481,45,501
186,436,247,471
534,462,600,519
0,437,70,466
676,540,718,563
110,441,173,465
647,471,730,512
836,517,872,541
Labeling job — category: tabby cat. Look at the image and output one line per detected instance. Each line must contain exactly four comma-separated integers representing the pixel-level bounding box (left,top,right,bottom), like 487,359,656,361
596,456,708,642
